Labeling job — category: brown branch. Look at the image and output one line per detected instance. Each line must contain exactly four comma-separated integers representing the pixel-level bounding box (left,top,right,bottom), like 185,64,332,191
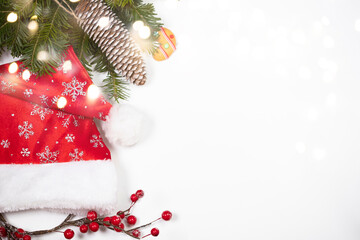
52,0,79,20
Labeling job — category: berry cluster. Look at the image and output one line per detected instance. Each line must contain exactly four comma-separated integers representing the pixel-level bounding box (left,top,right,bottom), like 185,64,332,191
0,190,172,240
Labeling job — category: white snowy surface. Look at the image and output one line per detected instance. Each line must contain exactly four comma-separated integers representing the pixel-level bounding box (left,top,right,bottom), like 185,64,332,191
3,0,360,239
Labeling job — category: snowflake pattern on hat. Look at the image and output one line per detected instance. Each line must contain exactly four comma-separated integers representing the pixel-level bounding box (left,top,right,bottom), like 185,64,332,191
0,47,112,165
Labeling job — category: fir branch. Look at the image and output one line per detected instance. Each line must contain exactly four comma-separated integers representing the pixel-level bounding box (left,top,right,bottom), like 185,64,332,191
105,0,133,8
69,26,92,74
110,0,163,54
22,0,71,75
12,0,35,18
90,43,129,101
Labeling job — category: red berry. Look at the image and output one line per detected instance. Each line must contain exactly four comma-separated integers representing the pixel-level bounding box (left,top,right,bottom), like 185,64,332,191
130,194,138,202
79,225,88,233
103,217,111,227
151,228,159,237
114,223,124,232
87,210,97,221
89,222,99,232
132,229,141,238
0,227,6,237
110,215,121,226
162,210,172,221
23,235,31,240
64,229,74,239
136,190,144,198
119,213,125,219
15,228,24,238
127,215,137,225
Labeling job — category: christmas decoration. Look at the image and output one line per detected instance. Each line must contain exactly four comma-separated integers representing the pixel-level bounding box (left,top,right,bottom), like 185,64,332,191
153,27,177,61
0,47,143,214
0,0,163,101
0,191,173,239
75,0,146,85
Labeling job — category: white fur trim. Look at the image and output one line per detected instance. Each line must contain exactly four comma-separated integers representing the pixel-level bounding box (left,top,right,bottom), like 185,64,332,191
0,160,118,215
102,104,143,146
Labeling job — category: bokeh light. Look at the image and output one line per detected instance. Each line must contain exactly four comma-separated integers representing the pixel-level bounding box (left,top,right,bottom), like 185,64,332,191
97,17,110,29
37,51,49,61
133,20,144,31
22,70,31,81
7,12,18,23
8,62,18,73
87,84,100,100
57,97,67,109
138,26,151,39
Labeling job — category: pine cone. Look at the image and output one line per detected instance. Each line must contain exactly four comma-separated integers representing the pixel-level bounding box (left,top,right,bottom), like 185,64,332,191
75,0,146,85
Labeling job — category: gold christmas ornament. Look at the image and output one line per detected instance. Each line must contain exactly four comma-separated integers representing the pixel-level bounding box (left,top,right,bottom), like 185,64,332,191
75,0,147,85
153,27,176,61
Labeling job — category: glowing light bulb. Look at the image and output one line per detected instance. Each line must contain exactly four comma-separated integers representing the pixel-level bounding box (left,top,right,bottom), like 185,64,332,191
30,15,38,20
97,17,110,29
57,97,67,109
133,20,144,31
37,51,49,61
138,26,151,39
87,84,100,100
69,0,80,2
62,60,72,73
28,20,39,32
7,12,18,23
8,62,18,73
22,70,31,81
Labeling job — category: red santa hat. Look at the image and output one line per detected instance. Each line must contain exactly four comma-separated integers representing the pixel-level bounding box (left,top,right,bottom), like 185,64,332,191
0,47,143,215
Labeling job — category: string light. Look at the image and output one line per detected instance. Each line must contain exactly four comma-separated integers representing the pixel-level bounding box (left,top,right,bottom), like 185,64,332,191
7,12,18,23
8,62,18,73
57,97,67,109
69,0,80,2
97,17,110,29
138,26,151,39
87,84,100,100
28,20,39,32
133,20,144,31
37,51,49,61
22,70,31,81
62,60,72,73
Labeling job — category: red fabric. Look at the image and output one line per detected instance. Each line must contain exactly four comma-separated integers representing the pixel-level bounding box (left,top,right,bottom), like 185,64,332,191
0,47,112,164
0,47,111,120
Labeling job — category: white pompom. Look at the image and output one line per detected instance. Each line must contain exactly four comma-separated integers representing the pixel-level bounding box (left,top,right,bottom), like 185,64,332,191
101,104,143,146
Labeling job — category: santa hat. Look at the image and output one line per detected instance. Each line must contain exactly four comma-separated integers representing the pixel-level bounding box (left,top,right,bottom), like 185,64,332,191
0,47,143,215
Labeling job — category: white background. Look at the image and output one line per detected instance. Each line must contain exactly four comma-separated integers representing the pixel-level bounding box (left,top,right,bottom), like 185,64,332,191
3,0,360,239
